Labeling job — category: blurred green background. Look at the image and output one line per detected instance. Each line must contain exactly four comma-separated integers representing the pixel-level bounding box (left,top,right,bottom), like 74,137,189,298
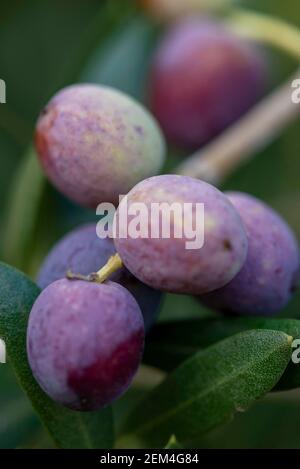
0,0,300,448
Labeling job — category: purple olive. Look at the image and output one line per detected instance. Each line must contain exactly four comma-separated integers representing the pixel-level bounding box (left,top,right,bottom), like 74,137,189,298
114,175,248,295
200,192,300,316
149,18,267,150
27,279,144,411
35,84,165,207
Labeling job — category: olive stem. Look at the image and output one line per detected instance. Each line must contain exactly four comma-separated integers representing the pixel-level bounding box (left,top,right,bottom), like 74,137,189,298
66,254,123,284
95,253,123,283
175,9,300,184
66,270,93,282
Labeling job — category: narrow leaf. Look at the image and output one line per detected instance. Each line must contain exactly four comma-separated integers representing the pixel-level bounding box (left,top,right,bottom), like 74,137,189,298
0,262,114,448
145,317,300,390
2,149,45,270
124,330,292,447
165,435,182,449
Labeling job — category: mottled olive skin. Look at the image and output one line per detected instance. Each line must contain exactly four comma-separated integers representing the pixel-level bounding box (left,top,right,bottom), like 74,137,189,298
200,193,300,316
114,175,248,294
149,19,267,150
37,224,163,332
27,279,144,411
35,84,165,208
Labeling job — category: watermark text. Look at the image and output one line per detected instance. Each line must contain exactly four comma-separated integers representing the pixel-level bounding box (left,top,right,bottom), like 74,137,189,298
96,196,205,250
0,79,6,104
291,79,300,104
0,338,6,363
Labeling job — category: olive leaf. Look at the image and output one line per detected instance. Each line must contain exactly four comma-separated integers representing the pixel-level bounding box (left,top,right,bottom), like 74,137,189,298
124,329,292,448
144,316,300,390
82,15,156,101
2,149,45,270
0,262,114,449
165,435,182,449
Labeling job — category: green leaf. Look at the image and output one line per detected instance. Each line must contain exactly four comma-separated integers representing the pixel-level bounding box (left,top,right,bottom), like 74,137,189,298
165,435,182,449
2,148,45,270
145,317,300,390
82,15,156,100
0,262,114,448
123,330,292,448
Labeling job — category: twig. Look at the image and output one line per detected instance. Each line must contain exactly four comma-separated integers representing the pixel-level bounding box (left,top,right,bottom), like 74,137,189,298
175,70,300,184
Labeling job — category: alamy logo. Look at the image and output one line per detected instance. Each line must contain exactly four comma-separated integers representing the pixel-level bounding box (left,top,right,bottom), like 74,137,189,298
0,79,6,104
291,79,300,104
96,196,205,250
0,338,6,363
291,339,300,364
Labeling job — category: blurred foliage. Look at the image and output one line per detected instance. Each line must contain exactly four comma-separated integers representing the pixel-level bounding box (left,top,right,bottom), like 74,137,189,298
0,0,300,449
0,365,40,449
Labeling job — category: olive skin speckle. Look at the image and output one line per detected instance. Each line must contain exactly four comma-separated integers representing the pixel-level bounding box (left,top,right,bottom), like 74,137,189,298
35,84,166,208
114,175,248,295
200,192,300,316
27,279,144,411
